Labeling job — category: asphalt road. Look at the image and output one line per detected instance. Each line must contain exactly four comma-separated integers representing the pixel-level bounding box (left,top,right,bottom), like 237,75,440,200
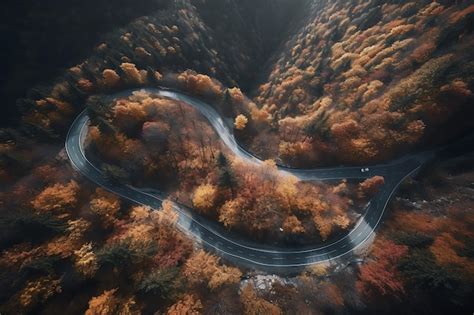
66,88,433,272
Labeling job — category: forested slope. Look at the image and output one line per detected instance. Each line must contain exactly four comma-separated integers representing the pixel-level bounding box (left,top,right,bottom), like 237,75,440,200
246,0,474,166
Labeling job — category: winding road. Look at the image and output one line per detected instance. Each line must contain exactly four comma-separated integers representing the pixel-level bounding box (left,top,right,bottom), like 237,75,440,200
66,88,434,272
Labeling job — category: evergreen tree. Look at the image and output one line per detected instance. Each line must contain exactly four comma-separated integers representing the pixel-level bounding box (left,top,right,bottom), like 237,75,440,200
217,152,228,168
221,89,233,116
216,152,237,197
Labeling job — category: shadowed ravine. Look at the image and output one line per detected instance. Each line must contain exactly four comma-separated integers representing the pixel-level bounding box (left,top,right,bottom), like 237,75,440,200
66,88,434,272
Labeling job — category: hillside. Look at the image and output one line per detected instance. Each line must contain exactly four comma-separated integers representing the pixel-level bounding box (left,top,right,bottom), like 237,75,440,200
244,0,474,166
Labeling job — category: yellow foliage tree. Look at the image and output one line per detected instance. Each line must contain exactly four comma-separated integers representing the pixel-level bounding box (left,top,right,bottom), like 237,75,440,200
85,289,140,315
192,184,217,214
208,265,242,290
74,243,98,278
306,264,329,277
333,215,350,230
120,63,146,85
234,114,249,130
218,198,243,228
31,180,79,213
283,215,305,234
184,250,241,290
183,250,218,285
177,70,222,97
113,99,148,132
228,87,245,104
167,294,202,315
314,215,333,241
90,188,121,228
156,200,179,227
19,276,62,309
102,69,121,88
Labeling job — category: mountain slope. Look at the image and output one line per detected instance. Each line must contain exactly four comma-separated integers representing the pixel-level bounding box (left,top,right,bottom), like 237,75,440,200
248,0,474,166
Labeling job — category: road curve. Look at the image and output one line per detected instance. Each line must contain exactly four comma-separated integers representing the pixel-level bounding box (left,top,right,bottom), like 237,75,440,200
66,88,432,272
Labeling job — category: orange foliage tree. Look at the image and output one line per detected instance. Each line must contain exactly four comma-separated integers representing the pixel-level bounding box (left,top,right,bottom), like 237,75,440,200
183,250,242,290
358,176,385,198
234,114,249,130
89,188,121,228
166,294,202,315
177,70,222,97
31,180,79,213
85,289,140,315
74,243,99,278
240,284,282,315
18,276,62,309
357,238,408,298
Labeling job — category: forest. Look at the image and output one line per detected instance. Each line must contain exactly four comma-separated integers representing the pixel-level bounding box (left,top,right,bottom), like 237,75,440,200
85,90,377,245
0,0,473,314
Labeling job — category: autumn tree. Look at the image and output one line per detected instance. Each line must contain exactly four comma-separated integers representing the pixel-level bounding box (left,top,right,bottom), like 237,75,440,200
102,69,121,89
234,114,248,130
183,250,241,290
192,184,217,214
240,284,282,315
113,98,148,135
31,180,79,213
74,243,99,278
43,219,90,259
18,276,62,310
142,121,170,146
85,289,140,315
429,232,474,275
283,215,305,234
208,265,242,290
228,87,245,104
218,198,243,229
183,250,219,286
357,238,408,298
358,176,385,198
167,294,202,315
177,70,222,97
305,264,329,278
156,200,179,227
120,62,146,85
89,188,121,228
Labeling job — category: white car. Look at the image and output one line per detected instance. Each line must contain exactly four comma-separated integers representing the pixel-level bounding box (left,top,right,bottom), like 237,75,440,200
361,168,370,173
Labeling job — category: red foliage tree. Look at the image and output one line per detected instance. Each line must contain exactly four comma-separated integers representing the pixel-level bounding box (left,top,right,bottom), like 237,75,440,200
357,238,408,298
